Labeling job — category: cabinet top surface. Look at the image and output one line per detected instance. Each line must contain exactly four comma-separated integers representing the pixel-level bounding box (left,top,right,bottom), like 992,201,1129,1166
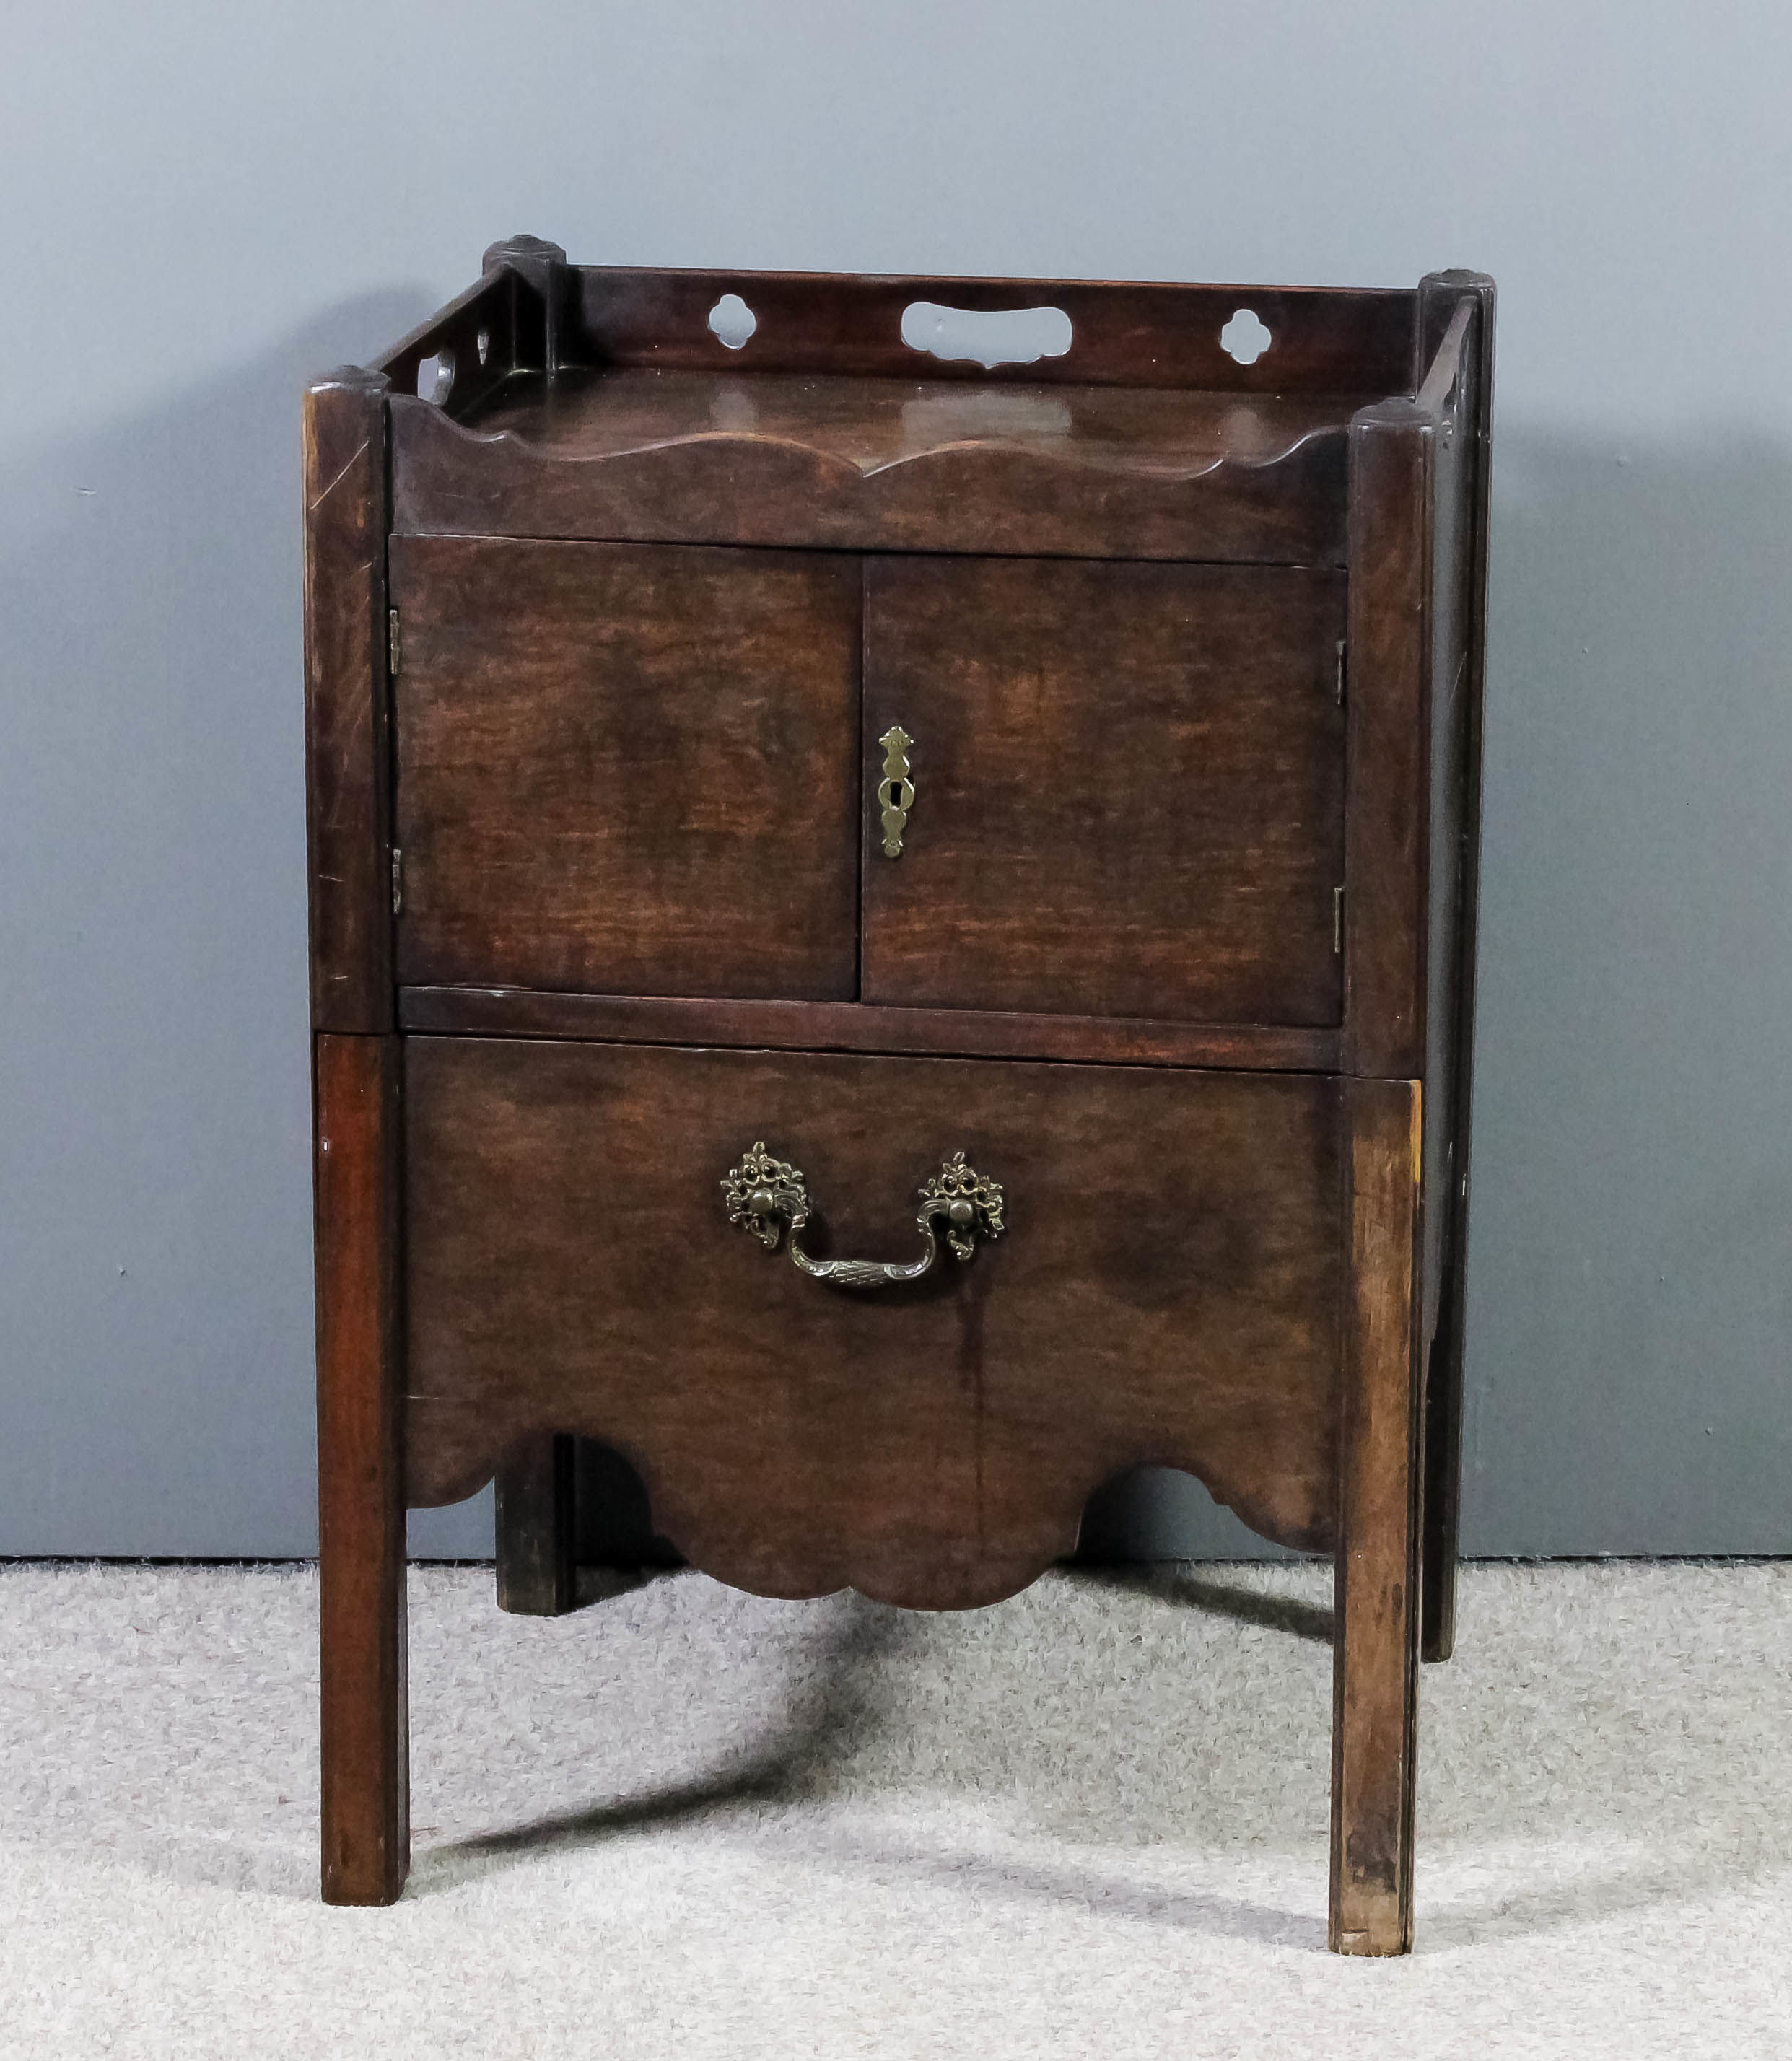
451,365,1383,481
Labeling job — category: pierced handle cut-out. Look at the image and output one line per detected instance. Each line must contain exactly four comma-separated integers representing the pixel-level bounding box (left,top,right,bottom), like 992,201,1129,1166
721,1144,1006,1290
901,301,1073,369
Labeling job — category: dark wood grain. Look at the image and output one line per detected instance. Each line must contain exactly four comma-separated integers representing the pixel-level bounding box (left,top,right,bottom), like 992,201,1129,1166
1415,276,1496,1664
1330,1077,1422,1956
862,556,1345,1024
397,986,1342,1072
1342,401,1433,1078
573,267,1417,394
494,1433,578,1615
303,370,393,1033
391,374,1355,564
315,1033,408,1905
389,538,862,1000
402,1039,1344,1603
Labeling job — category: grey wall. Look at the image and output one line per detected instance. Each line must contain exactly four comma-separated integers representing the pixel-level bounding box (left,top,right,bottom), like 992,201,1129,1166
4,2,1789,1561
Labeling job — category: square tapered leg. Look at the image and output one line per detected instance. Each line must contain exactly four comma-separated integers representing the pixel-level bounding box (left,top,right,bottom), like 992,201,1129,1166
315,1033,409,1905
1330,1077,1423,1954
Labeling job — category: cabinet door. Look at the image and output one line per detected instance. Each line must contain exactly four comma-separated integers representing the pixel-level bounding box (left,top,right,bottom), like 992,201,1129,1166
390,538,860,1000
861,556,1346,1023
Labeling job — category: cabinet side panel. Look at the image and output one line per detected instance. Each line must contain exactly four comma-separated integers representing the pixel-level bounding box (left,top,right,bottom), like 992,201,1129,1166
304,372,394,1032
1415,276,1496,1661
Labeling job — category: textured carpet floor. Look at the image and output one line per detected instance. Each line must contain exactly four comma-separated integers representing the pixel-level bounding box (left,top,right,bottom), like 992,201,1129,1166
1,1561,1788,2059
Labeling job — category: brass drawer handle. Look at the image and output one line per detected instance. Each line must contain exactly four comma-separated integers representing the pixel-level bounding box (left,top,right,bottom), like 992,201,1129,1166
876,725,915,857
722,1142,1005,1288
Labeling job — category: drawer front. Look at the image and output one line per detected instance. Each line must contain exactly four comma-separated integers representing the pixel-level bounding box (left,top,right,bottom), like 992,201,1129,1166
403,1038,1342,1608
390,538,861,1000
862,556,1346,1023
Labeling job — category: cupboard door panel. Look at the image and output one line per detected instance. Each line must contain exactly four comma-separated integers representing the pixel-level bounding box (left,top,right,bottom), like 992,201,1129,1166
391,538,860,1000
862,556,1345,1023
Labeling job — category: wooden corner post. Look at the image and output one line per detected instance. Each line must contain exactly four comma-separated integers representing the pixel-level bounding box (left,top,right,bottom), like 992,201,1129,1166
482,235,570,377
1331,1076,1423,1954
1342,398,1431,1085
304,366,394,1036
306,364,408,1902
1334,369,1437,1953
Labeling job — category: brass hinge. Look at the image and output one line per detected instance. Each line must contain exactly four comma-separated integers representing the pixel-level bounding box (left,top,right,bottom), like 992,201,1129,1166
388,607,401,678
390,847,403,916
1333,885,1345,954
1335,639,1347,706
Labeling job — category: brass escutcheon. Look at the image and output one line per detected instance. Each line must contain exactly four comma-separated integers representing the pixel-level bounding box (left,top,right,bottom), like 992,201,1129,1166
876,725,915,857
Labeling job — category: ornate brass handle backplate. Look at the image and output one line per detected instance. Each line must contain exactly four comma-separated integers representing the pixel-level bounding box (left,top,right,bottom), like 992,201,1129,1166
721,1142,1005,1288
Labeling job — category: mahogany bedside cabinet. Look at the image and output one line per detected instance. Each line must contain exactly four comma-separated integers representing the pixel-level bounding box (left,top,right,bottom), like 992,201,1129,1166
304,240,1492,1954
